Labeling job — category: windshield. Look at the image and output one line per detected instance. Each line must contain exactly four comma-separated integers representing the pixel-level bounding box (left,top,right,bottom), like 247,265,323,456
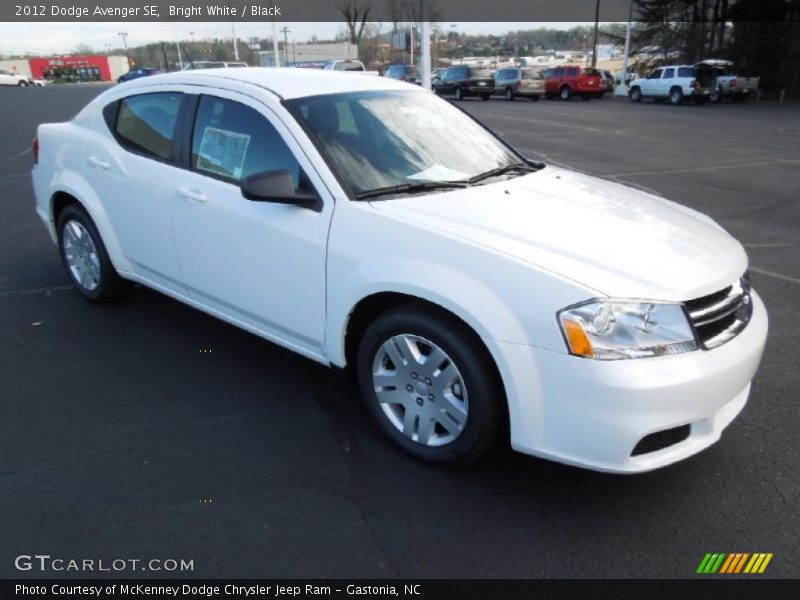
285,90,524,196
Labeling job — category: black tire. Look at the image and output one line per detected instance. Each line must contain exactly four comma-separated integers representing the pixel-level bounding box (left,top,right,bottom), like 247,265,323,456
455,86,464,101
356,303,504,465
504,87,514,101
669,87,684,105
18,80,28,87
480,93,490,101
56,204,131,303
530,94,541,101
629,86,642,102
559,86,572,101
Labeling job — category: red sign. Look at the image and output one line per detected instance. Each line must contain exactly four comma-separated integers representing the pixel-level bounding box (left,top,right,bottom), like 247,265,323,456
28,55,112,80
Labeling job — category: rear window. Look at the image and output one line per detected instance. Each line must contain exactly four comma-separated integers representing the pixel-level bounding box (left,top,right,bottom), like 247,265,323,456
521,69,542,80
469,68,492,78
678,67,694,78
114,92,182,160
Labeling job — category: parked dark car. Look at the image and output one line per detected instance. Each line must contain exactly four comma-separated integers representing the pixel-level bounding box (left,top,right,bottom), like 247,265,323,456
434,65,494,101
597,70,615,97
544,65,603,100
493,67,545,101
117,67,160,83
384,64,421,84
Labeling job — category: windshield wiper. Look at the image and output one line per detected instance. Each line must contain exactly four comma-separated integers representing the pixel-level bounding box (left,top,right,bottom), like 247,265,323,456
467,162,540,184
355,181,470,200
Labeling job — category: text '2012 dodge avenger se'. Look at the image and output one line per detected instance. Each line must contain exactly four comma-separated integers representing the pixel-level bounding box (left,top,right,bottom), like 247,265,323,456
32,68,767,473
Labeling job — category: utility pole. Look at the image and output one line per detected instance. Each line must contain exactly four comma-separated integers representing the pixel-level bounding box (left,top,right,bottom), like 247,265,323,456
420,0,431,90
118,32,130,67
591,0,600,68
173,22,183,69
621,0,633,90
232,22,239,60
271,21,280,66
280,27,290,66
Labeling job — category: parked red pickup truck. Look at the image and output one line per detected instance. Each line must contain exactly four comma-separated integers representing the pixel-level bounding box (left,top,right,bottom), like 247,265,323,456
544,65,603,101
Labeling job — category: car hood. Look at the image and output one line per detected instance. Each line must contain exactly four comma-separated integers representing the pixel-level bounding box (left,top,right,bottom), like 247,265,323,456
368,167,747,301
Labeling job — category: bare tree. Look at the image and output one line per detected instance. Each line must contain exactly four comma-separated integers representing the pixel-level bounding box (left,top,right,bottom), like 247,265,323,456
386,0,403,33
338,1,373,45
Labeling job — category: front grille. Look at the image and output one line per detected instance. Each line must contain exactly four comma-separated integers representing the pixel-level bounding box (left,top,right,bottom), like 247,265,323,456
685,275,752,350
631,425,691,456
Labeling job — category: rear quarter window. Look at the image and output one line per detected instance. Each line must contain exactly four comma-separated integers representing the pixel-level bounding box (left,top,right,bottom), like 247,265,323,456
678,67,695,78
566,67,579,77
113,92,182,161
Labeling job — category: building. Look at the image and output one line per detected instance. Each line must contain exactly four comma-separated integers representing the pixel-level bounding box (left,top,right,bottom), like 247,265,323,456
260,42,357,67
0,55,129,82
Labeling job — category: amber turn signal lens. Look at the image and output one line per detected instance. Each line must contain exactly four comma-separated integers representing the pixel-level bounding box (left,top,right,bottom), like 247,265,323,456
563,319,594,358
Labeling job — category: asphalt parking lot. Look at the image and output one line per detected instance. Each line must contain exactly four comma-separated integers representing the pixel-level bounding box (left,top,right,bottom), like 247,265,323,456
1,83,798,579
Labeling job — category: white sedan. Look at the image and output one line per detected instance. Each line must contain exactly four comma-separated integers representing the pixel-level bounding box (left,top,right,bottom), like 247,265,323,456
0,70,30,86
31,68,767,472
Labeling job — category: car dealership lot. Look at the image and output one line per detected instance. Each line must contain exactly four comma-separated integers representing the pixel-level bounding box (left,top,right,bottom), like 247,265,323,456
1,84,798,578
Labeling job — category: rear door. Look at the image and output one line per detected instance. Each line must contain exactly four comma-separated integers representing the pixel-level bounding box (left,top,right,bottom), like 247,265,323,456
83,89,187,291
170,90,333,355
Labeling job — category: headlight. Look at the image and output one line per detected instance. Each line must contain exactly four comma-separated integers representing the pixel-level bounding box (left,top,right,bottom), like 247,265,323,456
558,300,698,360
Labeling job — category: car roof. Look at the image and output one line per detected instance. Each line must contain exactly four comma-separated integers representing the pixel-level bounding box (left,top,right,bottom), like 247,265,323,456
119,67,411,99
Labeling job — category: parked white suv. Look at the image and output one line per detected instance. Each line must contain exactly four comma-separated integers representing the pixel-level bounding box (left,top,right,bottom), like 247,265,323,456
629,63,717,105
31,68,767,472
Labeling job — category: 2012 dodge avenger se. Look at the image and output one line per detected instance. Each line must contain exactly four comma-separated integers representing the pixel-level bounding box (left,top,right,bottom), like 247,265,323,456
31,68,767,472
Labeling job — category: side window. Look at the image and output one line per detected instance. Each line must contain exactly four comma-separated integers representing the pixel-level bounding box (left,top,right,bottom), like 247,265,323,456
678,67,694,78
566,67,579,77
663,68,675,79
553,67,564,78
115,92,182,160
191,96,302,188
648,69,663,80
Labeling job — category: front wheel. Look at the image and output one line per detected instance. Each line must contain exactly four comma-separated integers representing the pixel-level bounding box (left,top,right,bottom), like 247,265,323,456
504,87,514,101
357,305,503,464
629,86,642,102
57,204,131,303
560,86,572,101
455,86,464,101
18,80,28,86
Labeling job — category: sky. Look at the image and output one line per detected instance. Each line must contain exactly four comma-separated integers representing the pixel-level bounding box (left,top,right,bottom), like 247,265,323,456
0,21,585,56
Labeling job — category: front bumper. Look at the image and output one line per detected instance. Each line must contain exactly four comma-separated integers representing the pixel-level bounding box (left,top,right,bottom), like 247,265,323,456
495,291,768,473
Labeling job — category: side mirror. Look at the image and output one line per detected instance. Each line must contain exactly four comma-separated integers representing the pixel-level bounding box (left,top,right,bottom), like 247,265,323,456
241,170,320,212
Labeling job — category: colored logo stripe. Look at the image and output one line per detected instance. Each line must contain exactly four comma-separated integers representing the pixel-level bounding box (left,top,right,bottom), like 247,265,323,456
697,552,773,574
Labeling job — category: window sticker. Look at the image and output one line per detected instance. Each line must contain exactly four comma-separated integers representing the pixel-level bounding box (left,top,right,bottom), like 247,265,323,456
196,126,251,179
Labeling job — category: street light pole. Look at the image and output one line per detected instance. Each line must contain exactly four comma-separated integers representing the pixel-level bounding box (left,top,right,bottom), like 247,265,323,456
591,0,600,68
118,32,130,67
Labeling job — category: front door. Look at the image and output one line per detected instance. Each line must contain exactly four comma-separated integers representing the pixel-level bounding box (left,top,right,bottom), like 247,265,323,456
170,91,333,356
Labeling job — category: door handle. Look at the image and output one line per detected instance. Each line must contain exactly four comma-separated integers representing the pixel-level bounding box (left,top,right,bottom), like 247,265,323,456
87,155,109,170
177,187,209,203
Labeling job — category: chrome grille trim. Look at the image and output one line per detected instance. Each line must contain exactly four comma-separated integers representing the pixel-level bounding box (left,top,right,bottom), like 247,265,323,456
685,275,752,350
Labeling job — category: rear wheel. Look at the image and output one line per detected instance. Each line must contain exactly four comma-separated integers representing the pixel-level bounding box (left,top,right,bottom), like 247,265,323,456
357,304,503,465
559,86,572,101
629,86,642,102
56,204,131,303
669,87,684,105
504,87,514,101
455,86,464,101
